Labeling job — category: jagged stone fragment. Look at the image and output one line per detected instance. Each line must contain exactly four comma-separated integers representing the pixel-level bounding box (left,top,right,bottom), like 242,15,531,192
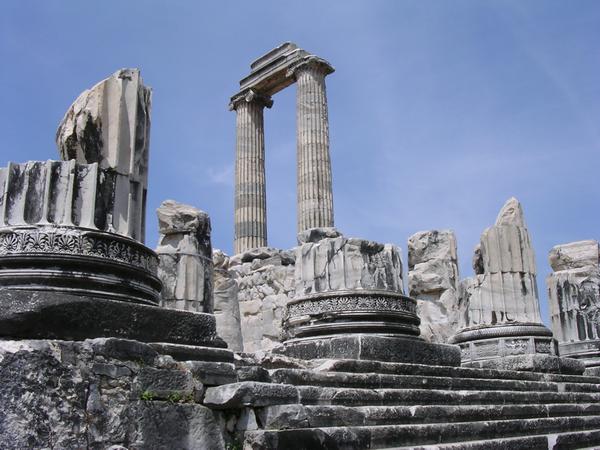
408,230,460,343
156,200,213,313
56,68,151,243
450,198,573,373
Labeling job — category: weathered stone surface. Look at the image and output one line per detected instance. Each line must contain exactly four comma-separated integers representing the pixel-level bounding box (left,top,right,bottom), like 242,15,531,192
451,198,559,371
408,230,460,343
0,289,226,347
294,236,404,296
228,247,296,352
547,240,600,369
231,91,271,254
212,250,243,352
0,338,224,450
274,334,460,366
297,226,342,244
149,343,233,363
56,68,151,243
130,402,225,450
185,361,237,386
549,240,600,271
156,200,213,313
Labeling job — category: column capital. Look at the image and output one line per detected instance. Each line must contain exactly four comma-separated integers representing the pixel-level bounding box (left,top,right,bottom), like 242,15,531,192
286,55,335,80
229,89,273,111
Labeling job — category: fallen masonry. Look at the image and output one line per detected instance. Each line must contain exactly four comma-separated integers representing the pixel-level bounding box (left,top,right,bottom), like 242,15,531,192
1,45,600,450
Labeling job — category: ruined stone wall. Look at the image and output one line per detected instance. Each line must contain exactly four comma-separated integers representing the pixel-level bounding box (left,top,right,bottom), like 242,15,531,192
216,248,296,353
408,230,460,343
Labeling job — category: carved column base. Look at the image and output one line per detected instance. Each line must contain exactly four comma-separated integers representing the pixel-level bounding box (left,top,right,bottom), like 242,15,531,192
273,334,461,366
0,226,161,305
450,323,584,374
559,339,600,369
283,290,420,339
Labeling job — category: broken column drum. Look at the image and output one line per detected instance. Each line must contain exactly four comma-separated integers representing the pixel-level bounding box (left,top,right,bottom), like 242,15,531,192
547,240,600,370
231,43,335,254
450,198,567,371
276,229,461,366
0,69,225,348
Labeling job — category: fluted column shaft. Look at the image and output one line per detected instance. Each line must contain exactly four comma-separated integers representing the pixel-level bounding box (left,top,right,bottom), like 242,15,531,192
294,59,334,233
231,91,272,254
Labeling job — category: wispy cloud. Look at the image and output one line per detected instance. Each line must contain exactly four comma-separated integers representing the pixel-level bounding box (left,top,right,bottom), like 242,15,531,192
206,164,234,187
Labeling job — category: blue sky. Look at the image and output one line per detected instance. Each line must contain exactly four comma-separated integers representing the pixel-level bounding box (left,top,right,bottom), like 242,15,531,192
1,1,599,325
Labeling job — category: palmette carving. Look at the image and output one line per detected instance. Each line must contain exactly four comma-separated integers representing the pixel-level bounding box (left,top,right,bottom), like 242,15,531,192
287,293,416,317
0,228,158,273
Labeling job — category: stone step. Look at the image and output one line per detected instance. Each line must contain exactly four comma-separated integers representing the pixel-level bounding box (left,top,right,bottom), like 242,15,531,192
315,359,600,385
257,403,600,429
268,368,600,393
387,428,600,449
204,382,600,410
243,415,600,449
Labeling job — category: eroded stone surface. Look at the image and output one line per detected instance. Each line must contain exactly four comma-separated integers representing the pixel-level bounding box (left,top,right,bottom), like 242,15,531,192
213,250,243,352
0,338,218,450
453,198,557,369
230,247,296,352
56,68,151,243
547,240,600,367
294,236,404,296
408,230,459,343
156,200,213,313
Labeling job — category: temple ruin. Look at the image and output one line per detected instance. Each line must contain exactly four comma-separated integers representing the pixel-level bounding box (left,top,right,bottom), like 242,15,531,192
2,45,600,449
230,43,335,253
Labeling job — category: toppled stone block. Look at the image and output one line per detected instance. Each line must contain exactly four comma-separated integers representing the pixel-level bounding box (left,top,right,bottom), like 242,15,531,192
156,200,213,313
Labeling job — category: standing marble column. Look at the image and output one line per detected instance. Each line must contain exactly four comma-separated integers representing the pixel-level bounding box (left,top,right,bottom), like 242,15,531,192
289,57,335,234
230,90,273,254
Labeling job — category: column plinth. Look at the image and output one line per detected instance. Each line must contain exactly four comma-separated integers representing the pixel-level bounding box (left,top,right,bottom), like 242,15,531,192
289,57,335,234
230,90,273,254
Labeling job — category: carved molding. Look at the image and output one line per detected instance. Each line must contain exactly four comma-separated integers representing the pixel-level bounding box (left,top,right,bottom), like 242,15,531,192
0,227,158,274
229,89,273,111
287,291,417,318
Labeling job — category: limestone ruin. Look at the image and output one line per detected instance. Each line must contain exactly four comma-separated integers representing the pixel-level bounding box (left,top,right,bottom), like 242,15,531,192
1,47,600,449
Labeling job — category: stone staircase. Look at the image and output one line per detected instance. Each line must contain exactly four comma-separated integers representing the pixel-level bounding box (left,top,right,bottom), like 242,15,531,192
205,359,600,449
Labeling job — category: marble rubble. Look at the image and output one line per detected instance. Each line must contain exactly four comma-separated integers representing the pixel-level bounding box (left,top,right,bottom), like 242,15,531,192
3,44,600,450
548,240,600,372
408,230,460,343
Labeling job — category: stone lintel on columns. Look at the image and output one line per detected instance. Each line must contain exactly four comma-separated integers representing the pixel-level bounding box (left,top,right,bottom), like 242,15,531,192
229,89,273,111
286,55,335,80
